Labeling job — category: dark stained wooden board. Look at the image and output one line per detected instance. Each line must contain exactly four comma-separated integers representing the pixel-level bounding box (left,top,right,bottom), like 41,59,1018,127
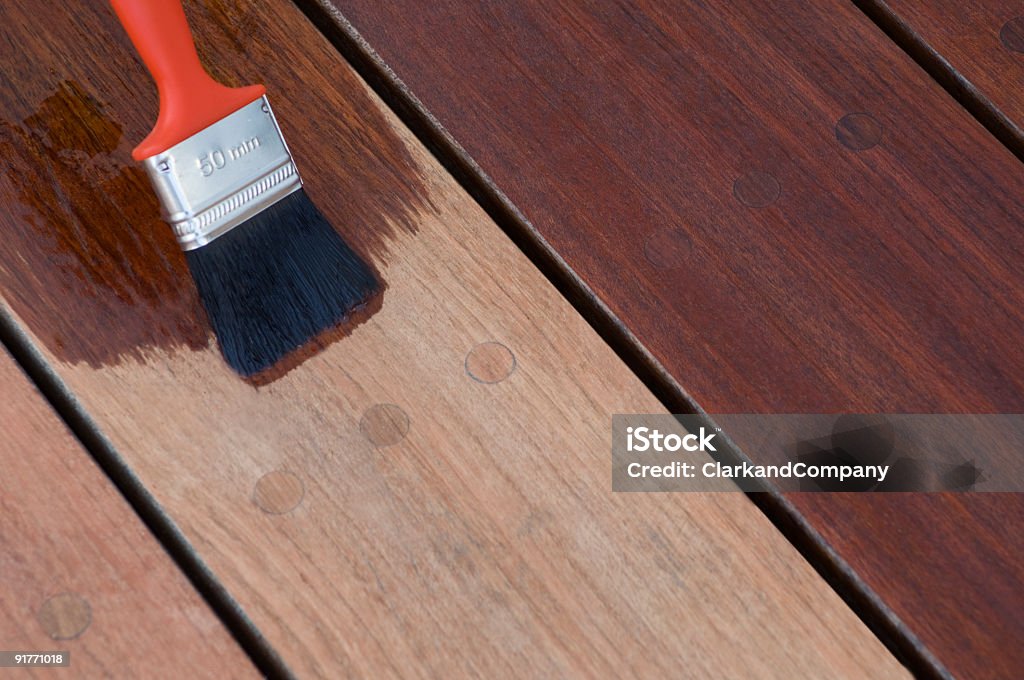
0,348,256,678
316,0,1024,676
0,0,908,677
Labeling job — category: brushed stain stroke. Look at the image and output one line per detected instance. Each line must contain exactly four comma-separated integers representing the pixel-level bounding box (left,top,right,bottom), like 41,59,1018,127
0,0,426,369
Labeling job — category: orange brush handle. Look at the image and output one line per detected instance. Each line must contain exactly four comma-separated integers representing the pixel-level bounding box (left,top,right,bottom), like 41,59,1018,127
110,0,266,160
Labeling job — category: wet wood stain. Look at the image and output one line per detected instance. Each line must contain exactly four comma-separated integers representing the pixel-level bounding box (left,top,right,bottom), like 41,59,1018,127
0,0,426,370
0,80,208,366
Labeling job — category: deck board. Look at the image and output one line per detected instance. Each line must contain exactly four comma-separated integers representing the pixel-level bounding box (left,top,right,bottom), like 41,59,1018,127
0,0,907,677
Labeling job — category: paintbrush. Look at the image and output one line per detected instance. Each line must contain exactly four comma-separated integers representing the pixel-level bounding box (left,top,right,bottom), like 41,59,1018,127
109,0,378,376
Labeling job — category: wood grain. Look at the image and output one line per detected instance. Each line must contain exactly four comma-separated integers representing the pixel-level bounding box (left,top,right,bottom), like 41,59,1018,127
314,0,1024,676
0,348,256,678
0,0,907,677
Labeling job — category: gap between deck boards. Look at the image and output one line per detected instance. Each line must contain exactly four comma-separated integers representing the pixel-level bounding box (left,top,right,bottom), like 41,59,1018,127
0,307,296,679
852,0,1024,164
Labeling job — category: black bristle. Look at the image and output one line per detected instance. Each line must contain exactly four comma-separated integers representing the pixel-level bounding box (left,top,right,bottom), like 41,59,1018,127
185,190,379,376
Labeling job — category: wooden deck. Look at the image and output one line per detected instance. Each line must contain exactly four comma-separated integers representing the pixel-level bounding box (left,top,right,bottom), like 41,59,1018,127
315,1,1024,676
1,0,1020,677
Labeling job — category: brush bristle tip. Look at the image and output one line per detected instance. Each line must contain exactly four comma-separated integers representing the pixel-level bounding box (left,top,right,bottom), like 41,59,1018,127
186,190,378,376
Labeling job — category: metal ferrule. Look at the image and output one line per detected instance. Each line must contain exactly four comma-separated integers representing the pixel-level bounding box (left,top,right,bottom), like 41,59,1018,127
141,96,302,250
